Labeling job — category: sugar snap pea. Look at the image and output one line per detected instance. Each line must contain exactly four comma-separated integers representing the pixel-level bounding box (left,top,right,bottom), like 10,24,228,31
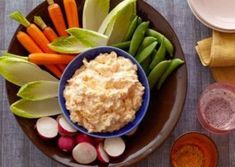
147,28,174,56
141,56,151,74
149,37,166,70
136,36,157,56
123,16,139,41
157,58,184,89
111,41,131,49
148,60,171,89
137,16,142,25
136,41,157,64
129,21,149,56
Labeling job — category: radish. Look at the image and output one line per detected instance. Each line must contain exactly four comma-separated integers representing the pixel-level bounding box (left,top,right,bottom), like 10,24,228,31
36,117,58,140
57,136,75,152
97,143,109,163
72,142,97,164
75,134,95,145
126,127,138,136
94,138,104,146
56,114,63,122
58,116,77,136
104,137,125,157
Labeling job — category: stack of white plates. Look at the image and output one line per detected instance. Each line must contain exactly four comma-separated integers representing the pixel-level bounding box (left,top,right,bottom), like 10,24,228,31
187,0,235,33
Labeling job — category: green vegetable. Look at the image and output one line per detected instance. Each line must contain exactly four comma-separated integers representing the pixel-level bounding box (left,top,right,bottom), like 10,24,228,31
123,16,138,41
98,0,136,34
149,37,166,70
17,81,59,101
0,57,57,86
148,60,171,89
9,11,30,27
136,36,157,56
141,56,151,74
157,58,184,89
135,41,157,64
49,28,108,54
147,28,174,55
137,16,142,25
129,21,149,56
67,28,108,47
49,36,88,54
83,0,110,31
1,52,27,60
10,98,61,118
111,41,130,49
104,1,136,44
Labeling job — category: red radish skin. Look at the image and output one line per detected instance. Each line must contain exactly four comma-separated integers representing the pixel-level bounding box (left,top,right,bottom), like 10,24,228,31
36,117,58,140
58,116,77,136
75,134,95,145
97,143,109,163
72,143,97,164
104,137,126,157
94,138,104,146
57,136,75,152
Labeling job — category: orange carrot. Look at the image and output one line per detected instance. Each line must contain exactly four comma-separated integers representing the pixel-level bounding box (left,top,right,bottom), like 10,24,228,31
63,0,79,28
16,31,42,53
44,65,62,78
29,53,75,64
10,11,62,78
34,16,66,72
34,16,58,42
47,0,67,36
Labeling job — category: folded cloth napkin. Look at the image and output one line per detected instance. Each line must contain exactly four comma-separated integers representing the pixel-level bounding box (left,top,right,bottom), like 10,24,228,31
196,31,235,84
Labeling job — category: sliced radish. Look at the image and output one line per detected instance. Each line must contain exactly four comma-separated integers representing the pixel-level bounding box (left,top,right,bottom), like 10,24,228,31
75,134,95,145
104,137,125,157
126,127,138,136
56,114,63,122
36,117,58,140
97,143,109,163
58,116,77,136
72,142,97,164
57,136,75,152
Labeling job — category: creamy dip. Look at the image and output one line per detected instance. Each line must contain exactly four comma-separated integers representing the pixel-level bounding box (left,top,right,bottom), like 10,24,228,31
64,51,145,133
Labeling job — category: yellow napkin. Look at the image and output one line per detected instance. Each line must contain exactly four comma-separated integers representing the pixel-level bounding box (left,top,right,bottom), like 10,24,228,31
196,31,235,85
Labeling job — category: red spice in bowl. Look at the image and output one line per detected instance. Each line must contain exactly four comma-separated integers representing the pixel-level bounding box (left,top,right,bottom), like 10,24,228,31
170,132,218,167
197,82,235,133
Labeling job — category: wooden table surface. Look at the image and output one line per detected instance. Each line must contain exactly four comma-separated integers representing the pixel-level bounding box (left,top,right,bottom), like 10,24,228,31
0,0,234,166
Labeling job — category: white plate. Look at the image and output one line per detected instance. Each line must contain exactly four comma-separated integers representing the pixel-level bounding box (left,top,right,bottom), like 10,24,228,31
187,0,235,33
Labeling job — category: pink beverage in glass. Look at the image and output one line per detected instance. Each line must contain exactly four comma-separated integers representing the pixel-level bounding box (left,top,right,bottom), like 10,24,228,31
197,82,235,134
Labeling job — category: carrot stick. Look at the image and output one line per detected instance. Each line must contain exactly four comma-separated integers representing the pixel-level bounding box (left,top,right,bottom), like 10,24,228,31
47,0,67,36
34,16,66,72
16,31,43,53
29,53,75,64
34,16,58,42
10,11,55,53
10,11,62,78
63,0,79,28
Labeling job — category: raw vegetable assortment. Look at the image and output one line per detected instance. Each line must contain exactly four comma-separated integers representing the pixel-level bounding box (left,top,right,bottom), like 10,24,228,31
0,0,184,165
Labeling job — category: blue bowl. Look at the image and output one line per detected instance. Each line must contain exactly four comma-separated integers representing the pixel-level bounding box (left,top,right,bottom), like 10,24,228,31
58,46,150,138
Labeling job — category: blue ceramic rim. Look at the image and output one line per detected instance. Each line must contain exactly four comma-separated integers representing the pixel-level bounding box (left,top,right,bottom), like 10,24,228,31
58,46,150,138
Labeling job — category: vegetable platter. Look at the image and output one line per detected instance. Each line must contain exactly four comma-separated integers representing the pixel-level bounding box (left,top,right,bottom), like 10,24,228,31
3,0,187,166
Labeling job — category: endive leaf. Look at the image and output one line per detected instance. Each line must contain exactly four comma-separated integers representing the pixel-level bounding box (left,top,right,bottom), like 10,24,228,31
99,0,136,33
49,28,108,54
0,57,58,86
107,2,136,44
17,81,59,101
10,98,61,118
83,0,110,31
